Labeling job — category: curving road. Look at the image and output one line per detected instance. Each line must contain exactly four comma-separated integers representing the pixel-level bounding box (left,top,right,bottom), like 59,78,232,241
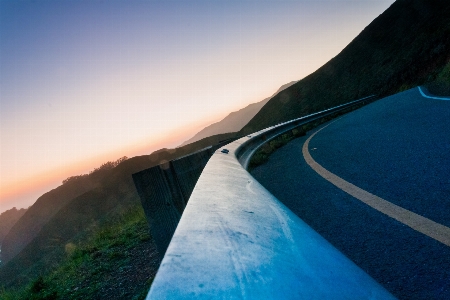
251,87,450,300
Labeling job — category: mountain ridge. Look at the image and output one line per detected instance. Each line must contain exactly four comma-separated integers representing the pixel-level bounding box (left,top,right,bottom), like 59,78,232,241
1,177,100,264
2,0,450,292
0,207,27,251
0,132,236,287
180,81,297,146
240,0,450,135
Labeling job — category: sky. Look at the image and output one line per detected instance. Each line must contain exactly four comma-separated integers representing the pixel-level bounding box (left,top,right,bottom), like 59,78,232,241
0,0,395,213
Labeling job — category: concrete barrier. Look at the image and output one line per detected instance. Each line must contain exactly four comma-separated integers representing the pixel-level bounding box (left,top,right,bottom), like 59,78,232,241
145,96,396,299
133,164,183,258
133,143,229,257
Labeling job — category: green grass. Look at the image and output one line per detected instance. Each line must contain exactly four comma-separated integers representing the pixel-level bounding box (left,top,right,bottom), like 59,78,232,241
0,130,237,287
0,207,155,300
248,127,306,170
248,102,367,170
425,61,450,96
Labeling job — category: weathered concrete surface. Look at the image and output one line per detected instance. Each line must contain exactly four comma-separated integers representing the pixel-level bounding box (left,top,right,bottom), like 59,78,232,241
133,143,230,257
133,147,215,257
147,136,395,299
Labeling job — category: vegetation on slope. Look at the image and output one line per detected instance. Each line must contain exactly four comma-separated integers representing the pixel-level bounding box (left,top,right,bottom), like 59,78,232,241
5,0,449,294
0,208,27,250
1,175,101,265
0,206,157,300
241,0,450,135
425,60,450,96
1,157,129,266
247,99,370,170
0,132,237,288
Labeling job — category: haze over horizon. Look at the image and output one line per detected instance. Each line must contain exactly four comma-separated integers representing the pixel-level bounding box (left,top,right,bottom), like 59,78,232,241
0,0,395,213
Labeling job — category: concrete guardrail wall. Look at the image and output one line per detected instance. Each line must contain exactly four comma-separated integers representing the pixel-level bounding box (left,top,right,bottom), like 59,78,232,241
145,96,397,299
133,141,232,258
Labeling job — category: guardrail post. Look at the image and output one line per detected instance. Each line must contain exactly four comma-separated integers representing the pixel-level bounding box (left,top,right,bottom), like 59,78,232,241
132,165,182,258
133,142,231,257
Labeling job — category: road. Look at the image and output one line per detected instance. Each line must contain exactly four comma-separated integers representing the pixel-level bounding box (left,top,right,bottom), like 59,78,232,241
251,88,450,300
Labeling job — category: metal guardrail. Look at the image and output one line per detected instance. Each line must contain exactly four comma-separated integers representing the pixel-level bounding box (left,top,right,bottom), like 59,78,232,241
146,95,396,299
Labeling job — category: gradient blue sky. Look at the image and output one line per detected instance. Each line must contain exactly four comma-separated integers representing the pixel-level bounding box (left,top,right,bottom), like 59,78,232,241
0,0,395,212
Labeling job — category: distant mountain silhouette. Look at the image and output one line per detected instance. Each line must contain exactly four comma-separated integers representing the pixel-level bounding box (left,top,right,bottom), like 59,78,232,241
1,170,104,265
0,207,27,249
241,0,450,135
0,132,236,287
1,178,98,265
2,0,450,288
180,81,297,146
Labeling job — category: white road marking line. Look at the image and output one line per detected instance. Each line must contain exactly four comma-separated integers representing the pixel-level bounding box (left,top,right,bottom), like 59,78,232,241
302,121,450,247
418,86,450,100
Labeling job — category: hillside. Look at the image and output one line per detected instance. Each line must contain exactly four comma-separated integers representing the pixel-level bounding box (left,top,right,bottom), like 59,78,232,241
1,205,157,299
0,132,236,287
3,0,450,292
0,208,27,248
1,176,100,264
180,81,297,146
241,0,450,135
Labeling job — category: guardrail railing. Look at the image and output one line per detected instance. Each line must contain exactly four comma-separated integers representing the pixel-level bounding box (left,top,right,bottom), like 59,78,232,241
146,95,396,299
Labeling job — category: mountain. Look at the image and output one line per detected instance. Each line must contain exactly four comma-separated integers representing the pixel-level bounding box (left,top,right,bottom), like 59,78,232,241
241,0,450,135
4,0,450,289
1,176,100,265
0,132,236,287
180,81,297,146
0,208,27,248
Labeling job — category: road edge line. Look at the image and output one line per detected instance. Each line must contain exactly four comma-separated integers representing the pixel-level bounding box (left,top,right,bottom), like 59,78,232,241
418,86,450,100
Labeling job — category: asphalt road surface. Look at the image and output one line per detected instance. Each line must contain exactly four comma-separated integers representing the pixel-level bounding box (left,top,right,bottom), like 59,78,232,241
251,88,450,300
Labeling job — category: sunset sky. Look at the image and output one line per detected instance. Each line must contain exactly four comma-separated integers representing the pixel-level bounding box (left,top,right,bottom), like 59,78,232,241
0,0,395,213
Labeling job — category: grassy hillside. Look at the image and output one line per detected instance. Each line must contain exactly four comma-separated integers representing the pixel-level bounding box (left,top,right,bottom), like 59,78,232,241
0,132,236,288
0,206,157,300
1,177,100,265
180,81,297,146
4,0,449,293
241,0,450,135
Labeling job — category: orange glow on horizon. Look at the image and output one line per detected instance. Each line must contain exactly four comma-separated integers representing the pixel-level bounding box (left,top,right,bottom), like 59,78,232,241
0,110,230,210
